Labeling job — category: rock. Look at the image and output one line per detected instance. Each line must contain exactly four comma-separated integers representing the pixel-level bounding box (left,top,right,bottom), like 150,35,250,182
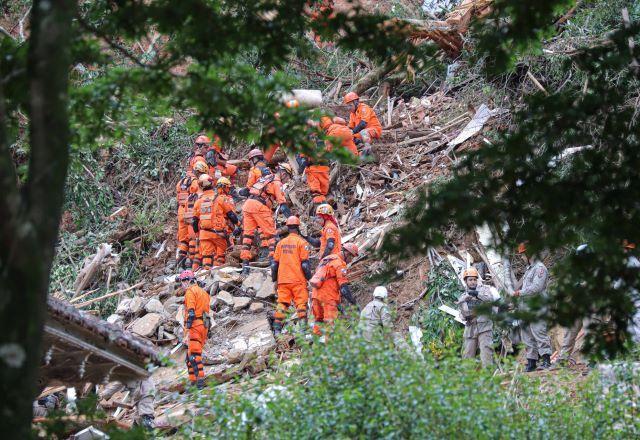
131,313,163,337
233,296,251,311
175,305,184,325
255,280,275,299
242,272,266,293
106,314,123,325
145,298,165,314
225,349,245,364
236,318,272,335
202,353,226,365
115,296,144,315
215,290,234,307
214,267,243,284
214,306,231,318
163,296,183,315
249,302,265,313
115,298,132,315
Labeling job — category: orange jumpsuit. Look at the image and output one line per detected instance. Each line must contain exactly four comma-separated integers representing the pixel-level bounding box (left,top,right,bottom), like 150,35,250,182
273,232,311,324
310,254,348,335
208,162,238,185
241,175,286,262
319,219,342,258
348,102,382,144
176,176,193,262
185,180,202,270
246,161,267,188
326,123,359,157
184,284,210,384
194,189,236,268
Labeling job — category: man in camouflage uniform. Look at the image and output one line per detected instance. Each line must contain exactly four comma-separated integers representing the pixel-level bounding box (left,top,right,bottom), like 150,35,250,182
458,267,494,367
513,244,552,371
359,286,393,342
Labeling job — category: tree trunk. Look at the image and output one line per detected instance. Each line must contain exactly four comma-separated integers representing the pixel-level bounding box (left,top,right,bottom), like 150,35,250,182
0,0,76,436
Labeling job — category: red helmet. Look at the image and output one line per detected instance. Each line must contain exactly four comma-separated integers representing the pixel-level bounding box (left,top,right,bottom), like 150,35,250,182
286,216,301,226
343,92,359,104
178,270,195,281
248,149,264,160
195,135,211,145
343,243,359,257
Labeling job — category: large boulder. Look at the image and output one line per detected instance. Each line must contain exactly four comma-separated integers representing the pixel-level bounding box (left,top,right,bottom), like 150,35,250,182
249,302,265,313
131,313,163,337
145,298,165,314
214,290,234,308
233,296,251,311
242,272,266,293
115,296,144,315
255,280,275,299
214,267,243,284
163,295,183,315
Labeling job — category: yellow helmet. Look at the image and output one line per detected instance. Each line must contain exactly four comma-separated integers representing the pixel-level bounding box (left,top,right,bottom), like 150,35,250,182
316,204,334,216
193,161,208,175
198,174,213,189
216,177,231,187
462,267,479,280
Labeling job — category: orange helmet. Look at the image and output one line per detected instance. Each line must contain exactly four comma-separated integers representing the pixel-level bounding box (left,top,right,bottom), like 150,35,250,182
517,243,527,254
285,99,300,108
195,135,211,145
332,116,347,125
320,116,333,130
316,204,334,216
193,161,208,175
248,149,264,160
198,173,213,189
462,267,479,280
343,243,359,257
343,92,359,104
286,216,301,226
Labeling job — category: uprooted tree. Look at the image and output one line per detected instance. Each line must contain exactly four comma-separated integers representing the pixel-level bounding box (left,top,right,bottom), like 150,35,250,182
0,0,434,435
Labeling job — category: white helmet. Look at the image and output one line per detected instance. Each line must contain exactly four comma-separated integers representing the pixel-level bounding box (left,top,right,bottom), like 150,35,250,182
373,286,388,300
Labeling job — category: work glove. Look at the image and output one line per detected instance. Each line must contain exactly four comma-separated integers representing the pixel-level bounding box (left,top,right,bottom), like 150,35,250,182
233,227,242,237
354,137,363,146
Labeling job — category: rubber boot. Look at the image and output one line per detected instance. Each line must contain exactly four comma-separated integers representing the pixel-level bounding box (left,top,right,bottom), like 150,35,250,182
241,262,251,275
196,378,205,390
525,358,537,372
537,354,551,370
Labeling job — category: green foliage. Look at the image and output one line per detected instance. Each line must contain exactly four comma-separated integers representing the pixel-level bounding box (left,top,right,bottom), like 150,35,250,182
181,327,640,438
385,2,640,357
411,261,464,357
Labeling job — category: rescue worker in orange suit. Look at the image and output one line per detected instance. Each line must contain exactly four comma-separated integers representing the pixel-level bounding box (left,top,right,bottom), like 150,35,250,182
310,242,359,336
188,135,210,170
193,176,240,270
178,270,211,390
298,117,332,211
205,149,238,186
344,92,382,156
238,163,293,274
186,162,208,270
327,116,359,157
306,203,342,259
271,216,313,335
246,149,268,188
176,174,194,268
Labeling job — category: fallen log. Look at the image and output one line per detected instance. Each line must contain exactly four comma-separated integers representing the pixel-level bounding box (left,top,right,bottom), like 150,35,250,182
74,282,145,308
